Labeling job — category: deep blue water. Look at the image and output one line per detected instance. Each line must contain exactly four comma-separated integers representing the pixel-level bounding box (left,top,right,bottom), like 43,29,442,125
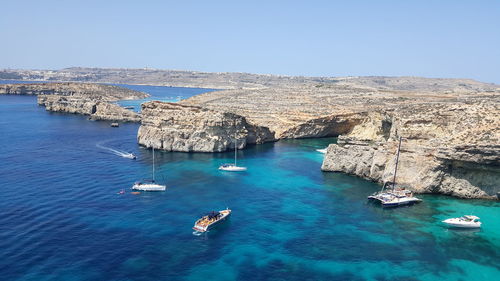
0,89,499,281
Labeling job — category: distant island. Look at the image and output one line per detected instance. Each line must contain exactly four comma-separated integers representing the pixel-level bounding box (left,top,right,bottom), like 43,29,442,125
1,67,499,200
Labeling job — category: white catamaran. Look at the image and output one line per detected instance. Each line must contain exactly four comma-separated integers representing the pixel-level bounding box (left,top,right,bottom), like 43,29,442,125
367,136,422,207
219,134,247,172
132,147,166,191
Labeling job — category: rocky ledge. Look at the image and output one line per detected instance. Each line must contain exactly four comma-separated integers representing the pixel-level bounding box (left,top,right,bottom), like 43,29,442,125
1,82,147,122
137,101,275,152
37,95,141,122
321,103,500,199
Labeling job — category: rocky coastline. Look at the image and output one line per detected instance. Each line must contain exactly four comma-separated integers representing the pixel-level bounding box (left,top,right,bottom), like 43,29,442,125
1,82,147,122
137,101,275,152
321,103,499,199
2,70,499,199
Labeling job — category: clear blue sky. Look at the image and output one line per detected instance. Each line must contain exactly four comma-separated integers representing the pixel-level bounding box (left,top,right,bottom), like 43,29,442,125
1,0,499,83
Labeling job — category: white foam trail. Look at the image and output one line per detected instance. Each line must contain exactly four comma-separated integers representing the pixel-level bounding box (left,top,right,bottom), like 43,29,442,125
96,142,136,159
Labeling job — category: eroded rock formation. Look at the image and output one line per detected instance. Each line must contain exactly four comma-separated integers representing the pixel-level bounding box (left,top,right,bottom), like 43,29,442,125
37,95,141,122
1,82,147,122
321,103,500,199
137,101,275,152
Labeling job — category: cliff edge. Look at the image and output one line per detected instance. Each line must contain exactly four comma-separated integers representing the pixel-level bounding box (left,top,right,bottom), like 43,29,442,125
1,82,147,122
137,101,275,152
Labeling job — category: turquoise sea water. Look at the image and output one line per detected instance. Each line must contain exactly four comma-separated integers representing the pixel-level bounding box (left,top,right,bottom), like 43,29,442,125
113,84,217,111
0,86,499,281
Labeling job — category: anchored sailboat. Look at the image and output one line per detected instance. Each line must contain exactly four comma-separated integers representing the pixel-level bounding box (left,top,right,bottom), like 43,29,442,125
219,133,247,172
368,136,422,207
132,147,166,191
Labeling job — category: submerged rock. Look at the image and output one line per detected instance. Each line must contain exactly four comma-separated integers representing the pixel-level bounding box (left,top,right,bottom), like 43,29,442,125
137,101,275,152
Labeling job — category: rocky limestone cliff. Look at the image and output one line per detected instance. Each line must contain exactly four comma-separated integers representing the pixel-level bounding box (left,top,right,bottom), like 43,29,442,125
3,70,499,199
1,82,147,122
321,103,500,199
137,101,275,152
38,95,141,122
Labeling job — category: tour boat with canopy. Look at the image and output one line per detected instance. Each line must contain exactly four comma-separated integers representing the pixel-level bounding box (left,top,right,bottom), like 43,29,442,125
193,208,231,233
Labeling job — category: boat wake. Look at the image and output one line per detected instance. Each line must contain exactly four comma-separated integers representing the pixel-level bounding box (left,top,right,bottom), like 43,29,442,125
192,231,204,236
96,141,136,159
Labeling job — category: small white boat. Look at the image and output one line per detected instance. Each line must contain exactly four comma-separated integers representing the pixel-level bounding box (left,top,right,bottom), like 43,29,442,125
218,164,247,172
132,180,166,191
442,215,481,228
132,147,166,191
193,209,231,233
316,148,327,154
123,153,136,160
110,122,119,127
219,134,247,172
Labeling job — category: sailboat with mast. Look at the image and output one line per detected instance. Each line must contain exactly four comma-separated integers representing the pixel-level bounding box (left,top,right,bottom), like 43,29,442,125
368,136,422,207
132,147,166,191
219,133,247,172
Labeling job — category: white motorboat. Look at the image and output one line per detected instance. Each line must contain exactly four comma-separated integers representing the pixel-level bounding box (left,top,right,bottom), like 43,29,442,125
219,134,247,172
316,148,327,154
193,208,231,233
367,137,422,208
132,147,166,191
442,215,481,228
123,153,136,160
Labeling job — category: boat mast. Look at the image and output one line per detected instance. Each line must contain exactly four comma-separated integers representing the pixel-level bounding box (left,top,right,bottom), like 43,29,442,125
234,132,237,166
392,136,402,190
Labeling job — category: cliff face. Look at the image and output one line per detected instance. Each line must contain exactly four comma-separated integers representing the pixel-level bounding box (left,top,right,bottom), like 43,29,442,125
321,103,500,199
1,82,147,122
137,101,275,152
3,71,499,199
37,95,141,122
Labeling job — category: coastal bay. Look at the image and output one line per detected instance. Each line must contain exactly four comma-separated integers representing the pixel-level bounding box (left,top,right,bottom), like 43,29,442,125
0,92,498,281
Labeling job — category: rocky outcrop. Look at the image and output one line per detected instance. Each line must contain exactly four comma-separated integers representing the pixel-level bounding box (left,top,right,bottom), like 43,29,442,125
137,101,275,152
321,103,500,199
1,82,147,122
38,95,141,122
0,82,148,101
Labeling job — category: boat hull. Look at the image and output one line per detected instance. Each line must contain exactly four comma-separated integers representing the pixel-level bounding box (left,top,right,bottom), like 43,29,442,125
442,219,481,228
132,183,166,191
368,192,422,208
219,165,247,172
